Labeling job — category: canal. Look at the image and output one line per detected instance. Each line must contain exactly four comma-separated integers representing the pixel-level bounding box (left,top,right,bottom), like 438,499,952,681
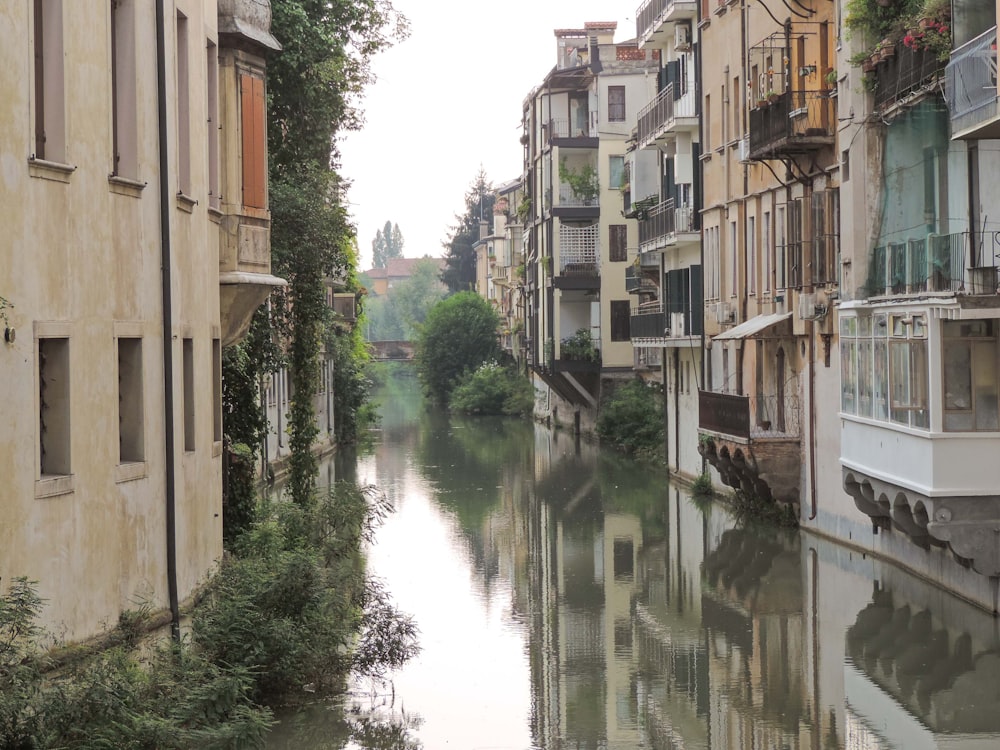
268,367,1000,749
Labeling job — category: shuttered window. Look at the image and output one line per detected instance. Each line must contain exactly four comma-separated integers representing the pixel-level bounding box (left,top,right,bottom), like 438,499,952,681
241,74,266,209
609,224,627,262
611,300,631,341
608,85,626,122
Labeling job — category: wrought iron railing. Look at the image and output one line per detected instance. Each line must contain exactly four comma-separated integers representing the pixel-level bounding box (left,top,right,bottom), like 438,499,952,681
872,42,946,110
636,0,667,41
946,26,998,133
699,390,750,439
638,198,695,251
699,390,800,439
749,393,800,437
864,232,972,296
548,117,592,140
637,84,697,149
748,90,834,157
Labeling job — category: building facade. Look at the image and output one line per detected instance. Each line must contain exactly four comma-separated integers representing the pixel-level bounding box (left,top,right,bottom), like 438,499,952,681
0,0,280,642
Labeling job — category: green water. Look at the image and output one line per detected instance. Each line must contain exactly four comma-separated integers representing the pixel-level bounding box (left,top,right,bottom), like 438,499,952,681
268,367,1000,749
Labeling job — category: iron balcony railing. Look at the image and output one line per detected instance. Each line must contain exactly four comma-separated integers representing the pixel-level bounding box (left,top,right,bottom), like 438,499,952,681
699,390,801,440
557,182,599,208
638,197,695,250
630,302,667,338
635,0,696,43
748,90,834,158
548,117,593,140
946,26,998,134
873,42,946,110
636,84,696,149
864,232,980,297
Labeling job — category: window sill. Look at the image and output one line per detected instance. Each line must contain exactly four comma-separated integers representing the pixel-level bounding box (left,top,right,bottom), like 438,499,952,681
700,152,713,162
208,205,223,223
115,461,148,483
176,192,198,213
28,158,76,183
36,474,74,498
108,175,147,198
212,440,223,458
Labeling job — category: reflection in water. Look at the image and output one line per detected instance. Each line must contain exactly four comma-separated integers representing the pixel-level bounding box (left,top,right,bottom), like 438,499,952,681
268,367,1000,749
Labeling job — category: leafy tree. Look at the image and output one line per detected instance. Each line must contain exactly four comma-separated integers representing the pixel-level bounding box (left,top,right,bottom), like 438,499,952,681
441,169,495,293
372,220,404,269
415,292,501,403
362,257,445,341
451,362,534,416
597,379,664,459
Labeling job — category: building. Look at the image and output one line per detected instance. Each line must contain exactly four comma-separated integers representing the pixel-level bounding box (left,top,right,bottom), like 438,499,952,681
521,22,658,429
831,0,1000,609
491,180,529,369
0,0,281,642
695,0,840,517
629,0,705,479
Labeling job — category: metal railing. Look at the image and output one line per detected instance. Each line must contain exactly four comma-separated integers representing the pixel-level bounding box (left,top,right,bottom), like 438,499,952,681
637,84,697,149
638,197,695,250
748,90,834,156
630,303,666,338
873,42,947,110
864,232,970,296
636,0,695,43
749,393,800,437
557,182,599,208
946,26,998,133
699,390,801,439
699,390,750,439
548,117,592,140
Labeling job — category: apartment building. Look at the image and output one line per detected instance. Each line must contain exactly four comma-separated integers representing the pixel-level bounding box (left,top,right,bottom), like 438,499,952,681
484,179,527,368
630,0,705,478
521,22,658,428
695,0,840,516
833,0,1000,608
0,0,281,642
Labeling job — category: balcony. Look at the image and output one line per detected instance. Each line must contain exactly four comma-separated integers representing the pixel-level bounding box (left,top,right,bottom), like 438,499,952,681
555,224,600,290
638,198,697,253
747,90,834,160
546,117,596,143
872,41,947,112
630,302,666,340
946,27,999,139
636,0,697,45
698,390,802,506
863,232,992,298
625,265,657,295
636,84,697,151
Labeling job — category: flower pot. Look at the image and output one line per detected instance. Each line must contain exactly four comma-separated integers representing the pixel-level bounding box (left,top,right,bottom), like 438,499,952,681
862,58,876,73
768,93,780,104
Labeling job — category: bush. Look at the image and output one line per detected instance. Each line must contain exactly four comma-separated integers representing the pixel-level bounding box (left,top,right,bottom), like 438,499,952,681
691,471,714,496
597,379,664,458
450,361,534,416
415,292,501,403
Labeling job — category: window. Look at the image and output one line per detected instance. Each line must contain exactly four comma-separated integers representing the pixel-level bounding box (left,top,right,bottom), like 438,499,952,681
732,75,740,141
111,0,137,178
116,337,144,463
183,337,194,451
729,220,738,297
32,0,66,162
241,73,266,208
706,226,720,300
776,206,787,290
787,199,803,288
613,538,634,580
611,300,631,341
763,211,772,292
812,189,839,285
608,155,625,189
609,224,627,262
206,40,220,209
176,11,190,195
212,338,222,443
748,216,757,295
39,337,71,476
704,94,711,151
608,85,626,122
943,320,999,431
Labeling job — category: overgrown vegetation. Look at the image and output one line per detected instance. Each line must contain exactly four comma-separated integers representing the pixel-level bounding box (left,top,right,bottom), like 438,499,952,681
560,328,600,363
415,292,501,404
0,483,419,749
450,361,534,416
597,379,664,459
730,490,799,528
691,471,714,496
559,158,600,203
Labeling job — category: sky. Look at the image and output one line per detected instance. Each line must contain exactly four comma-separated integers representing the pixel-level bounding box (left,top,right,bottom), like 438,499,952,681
339,0,636,272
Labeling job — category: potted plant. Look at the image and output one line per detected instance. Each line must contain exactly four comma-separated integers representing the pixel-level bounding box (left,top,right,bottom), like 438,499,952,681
766,90,780,105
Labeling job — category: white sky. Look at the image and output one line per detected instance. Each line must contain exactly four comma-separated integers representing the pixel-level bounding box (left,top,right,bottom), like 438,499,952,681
339,1,636,272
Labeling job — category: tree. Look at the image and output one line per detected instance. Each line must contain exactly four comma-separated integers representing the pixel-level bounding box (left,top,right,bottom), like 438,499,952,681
441,169,494,293
415,292,501,403
372,220,404,269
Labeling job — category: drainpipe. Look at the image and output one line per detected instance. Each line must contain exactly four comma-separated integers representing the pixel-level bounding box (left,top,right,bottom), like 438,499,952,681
154,0,180,641
808,318,818,520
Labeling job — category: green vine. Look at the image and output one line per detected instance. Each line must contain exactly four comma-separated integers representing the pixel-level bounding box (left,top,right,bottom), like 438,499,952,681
559,158,599,203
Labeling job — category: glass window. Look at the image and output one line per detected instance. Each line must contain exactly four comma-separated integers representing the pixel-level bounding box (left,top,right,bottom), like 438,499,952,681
608,86,626,122
943,320,999,431
608,155,625,189
841,338,857,414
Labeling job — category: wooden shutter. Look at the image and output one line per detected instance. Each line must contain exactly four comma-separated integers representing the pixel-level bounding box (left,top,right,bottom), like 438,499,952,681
611,300,631,342
609,225,627,262
34,0,45,159
241,74,266,209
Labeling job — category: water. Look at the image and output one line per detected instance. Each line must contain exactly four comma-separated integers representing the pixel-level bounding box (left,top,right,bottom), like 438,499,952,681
268,367,1000,749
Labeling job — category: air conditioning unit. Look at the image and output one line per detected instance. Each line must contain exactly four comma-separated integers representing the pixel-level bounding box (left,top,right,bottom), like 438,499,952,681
675,23,691,51
737,135,751,163
715,301,734,325
670,311,686,337
798,291,828,320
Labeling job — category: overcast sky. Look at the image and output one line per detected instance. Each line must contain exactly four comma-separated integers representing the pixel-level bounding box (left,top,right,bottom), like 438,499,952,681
339,0,635,272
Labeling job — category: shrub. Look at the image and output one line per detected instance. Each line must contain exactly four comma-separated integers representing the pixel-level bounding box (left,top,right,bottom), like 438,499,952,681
450,361,534,416
691,472,714,496
560,328,599,362
597,379,664,458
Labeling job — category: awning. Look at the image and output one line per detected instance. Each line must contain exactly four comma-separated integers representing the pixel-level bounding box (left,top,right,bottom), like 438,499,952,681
713,312,792,341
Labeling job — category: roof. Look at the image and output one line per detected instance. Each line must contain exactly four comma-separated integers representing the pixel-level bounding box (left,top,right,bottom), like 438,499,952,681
713,312,793,341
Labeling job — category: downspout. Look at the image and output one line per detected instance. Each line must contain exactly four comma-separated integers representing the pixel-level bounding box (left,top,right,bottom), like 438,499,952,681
155,0,180,641
674,348,681,468
808,318,818,520
696,0,707,475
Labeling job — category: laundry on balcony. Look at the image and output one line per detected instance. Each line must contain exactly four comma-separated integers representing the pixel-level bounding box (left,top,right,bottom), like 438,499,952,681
713,312,792,341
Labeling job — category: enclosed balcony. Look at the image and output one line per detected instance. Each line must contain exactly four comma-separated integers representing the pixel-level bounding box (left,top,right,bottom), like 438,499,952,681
555,224,600,290
636,84,697,151
747,90,834,160
698,390,802,505
636,0,697,46
638,197,698,253
946,27,999,139
872,41,947,112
